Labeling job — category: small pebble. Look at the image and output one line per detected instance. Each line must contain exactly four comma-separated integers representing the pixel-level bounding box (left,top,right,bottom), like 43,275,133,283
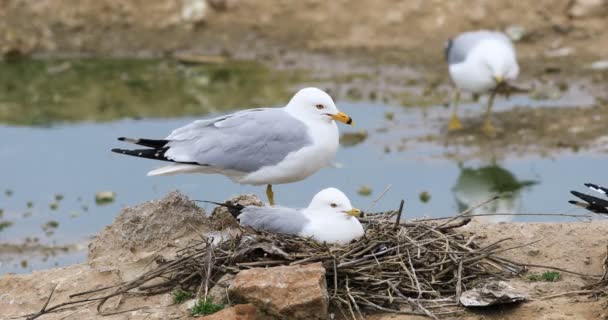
357,185,372,196
95,191,116,205
419,191,431,203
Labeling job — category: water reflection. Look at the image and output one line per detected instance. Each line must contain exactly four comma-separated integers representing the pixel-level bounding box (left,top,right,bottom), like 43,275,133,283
0,59,301,126
453,164,537,223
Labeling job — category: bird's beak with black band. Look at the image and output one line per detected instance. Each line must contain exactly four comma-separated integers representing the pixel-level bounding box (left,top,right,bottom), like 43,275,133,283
329,111,354,126
344,208,364,218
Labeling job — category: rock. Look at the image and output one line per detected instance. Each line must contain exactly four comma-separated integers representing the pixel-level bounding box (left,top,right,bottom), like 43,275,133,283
95,191,116,205
589,60,608,70
460,281,528,307
527,249,540,257
504,25,526,42
181,0,209,24
207,273,235,305
182,298,199,313
229,262,328,319
194,303,258,320
568,0,608,18
88,191,210,279
210,194,263,230
545,47,575,58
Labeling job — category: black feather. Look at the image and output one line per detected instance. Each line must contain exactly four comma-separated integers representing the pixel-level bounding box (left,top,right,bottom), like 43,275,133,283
585,183,608,197
111,147,201,166
117,137,169,149
111,147,171,162
201,201,245,218
569,190,608,214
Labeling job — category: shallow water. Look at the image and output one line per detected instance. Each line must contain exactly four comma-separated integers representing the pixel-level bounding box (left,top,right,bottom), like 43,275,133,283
1,59,605,273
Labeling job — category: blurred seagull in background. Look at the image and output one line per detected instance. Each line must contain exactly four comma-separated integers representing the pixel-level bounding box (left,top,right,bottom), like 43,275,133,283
445,30,520,136
112,87,353,206
569,183,608,214
210,187,365,244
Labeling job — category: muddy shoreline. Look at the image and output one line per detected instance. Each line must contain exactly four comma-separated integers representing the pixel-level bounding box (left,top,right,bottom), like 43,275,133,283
2,192,608,320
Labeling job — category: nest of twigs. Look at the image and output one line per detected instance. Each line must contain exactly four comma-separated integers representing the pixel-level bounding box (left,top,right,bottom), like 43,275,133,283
78,204,531,319
28,202,538,320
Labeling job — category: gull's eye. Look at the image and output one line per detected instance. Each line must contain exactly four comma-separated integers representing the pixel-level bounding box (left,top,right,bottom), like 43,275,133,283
330,203,337,208
315,104,325,110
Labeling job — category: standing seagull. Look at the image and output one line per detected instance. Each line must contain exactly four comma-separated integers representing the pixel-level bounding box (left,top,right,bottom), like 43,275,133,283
213,187,365,244
112,88,353,206
445,30,520,135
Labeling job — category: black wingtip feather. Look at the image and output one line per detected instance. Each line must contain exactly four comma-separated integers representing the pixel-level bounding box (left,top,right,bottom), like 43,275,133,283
200,201,245,218
569,190,608,214
110,147,173,162
585,183,608,195
116,136,169,148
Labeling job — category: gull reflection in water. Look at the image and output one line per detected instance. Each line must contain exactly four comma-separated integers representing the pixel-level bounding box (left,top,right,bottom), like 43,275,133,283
453,164,537,223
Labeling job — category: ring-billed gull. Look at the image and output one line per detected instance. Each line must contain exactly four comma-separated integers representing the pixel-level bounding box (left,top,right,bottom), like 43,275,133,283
111,87,353,206
212,187,364,244
445,30,520,135
569,183,608,214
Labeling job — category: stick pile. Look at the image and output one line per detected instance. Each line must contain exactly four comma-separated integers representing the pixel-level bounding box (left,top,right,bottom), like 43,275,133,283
27,203,534,320
103,207,527,318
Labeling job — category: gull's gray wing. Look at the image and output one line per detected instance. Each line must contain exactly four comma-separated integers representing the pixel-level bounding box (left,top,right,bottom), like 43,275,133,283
238,206,310,235
445,31,512,65
163,108,313,173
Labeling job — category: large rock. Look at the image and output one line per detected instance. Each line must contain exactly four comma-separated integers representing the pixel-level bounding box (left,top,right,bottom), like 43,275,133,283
194,303,258,320
88,191,210,279
229,262,328,320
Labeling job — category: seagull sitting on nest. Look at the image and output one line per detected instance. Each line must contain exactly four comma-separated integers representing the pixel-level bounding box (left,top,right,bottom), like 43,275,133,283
112,87,353,206
211,188,365,244
445,30,520,136
569,183,608,214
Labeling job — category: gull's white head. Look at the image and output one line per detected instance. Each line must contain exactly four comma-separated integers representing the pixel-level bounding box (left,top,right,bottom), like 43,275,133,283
285,87,353,126
307,187,363,218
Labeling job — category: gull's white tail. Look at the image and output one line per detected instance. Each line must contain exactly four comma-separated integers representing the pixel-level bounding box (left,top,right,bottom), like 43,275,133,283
147,164,205,176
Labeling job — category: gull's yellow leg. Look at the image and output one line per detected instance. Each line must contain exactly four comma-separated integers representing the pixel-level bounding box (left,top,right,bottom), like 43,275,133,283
266,184,275,206
448,90,463,131
482,90,497,137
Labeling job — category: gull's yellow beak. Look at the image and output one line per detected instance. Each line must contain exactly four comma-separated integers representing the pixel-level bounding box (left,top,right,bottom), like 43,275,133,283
330,111,354,126
494,75,504,84
344,208,364,218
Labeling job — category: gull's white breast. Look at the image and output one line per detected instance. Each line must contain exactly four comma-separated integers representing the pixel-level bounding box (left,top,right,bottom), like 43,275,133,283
239,121,339,185
300,212,364,244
